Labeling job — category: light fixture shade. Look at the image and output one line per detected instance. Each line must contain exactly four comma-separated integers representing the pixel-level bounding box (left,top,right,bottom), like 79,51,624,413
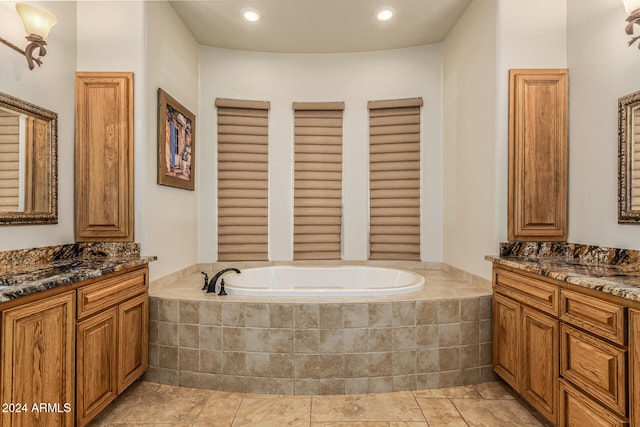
623,0,640,14
15,2,57,39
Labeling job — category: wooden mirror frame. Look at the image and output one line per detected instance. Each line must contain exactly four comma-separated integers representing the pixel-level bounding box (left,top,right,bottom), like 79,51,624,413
0,91,57,225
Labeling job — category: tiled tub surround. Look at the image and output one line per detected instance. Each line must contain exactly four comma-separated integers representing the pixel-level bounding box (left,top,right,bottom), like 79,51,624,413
0,242,156,302
487,241,640,302
146,263,494,395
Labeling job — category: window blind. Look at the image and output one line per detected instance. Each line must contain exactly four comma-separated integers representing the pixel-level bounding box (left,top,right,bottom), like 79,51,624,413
368,98,422,260
215,98,270,261
0,110,20,212
293,102,345,260
633,107,640,208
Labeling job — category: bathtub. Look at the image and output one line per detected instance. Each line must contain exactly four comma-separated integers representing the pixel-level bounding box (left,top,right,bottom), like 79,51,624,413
222,265,425,296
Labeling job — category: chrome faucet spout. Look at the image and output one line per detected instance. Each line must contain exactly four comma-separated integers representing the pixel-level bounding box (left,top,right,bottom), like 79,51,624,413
206,268,240,293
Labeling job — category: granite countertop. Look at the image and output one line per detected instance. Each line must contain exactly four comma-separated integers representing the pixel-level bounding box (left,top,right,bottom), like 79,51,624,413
487,241,640,303
0,243,156,303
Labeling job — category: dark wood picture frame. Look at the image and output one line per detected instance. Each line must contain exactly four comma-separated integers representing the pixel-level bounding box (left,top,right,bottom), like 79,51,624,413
157,88,195,190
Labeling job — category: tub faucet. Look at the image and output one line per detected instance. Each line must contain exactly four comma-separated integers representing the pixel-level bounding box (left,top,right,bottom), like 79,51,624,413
206,267,240,293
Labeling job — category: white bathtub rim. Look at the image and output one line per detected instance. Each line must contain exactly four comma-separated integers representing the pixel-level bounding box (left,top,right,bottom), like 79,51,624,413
222,265,425,297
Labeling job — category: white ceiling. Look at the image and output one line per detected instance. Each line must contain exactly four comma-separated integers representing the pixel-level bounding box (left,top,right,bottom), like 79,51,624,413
169,0,473,54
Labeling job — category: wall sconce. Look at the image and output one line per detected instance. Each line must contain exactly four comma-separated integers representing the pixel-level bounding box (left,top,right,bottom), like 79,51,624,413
624,0,640,49
0,2,57,70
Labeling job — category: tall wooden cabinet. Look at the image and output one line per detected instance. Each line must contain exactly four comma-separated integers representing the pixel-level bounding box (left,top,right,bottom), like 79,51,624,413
75,72,134,242
508,69,568,241
1,291,75,427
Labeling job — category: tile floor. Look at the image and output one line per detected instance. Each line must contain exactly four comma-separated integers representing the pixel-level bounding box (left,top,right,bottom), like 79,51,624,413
87,380,545,426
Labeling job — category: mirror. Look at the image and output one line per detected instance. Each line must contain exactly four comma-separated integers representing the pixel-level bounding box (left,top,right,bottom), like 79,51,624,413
0,91,57,225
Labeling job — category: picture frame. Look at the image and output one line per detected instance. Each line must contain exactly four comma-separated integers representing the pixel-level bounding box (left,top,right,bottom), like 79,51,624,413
157,88,195,190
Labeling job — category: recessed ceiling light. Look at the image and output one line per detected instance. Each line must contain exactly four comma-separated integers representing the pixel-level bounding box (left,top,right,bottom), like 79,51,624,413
242,8,261,22
376,7,394,21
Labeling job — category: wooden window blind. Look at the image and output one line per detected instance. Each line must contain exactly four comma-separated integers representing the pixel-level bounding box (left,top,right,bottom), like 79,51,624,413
216,98,270,261
293,102,345,260
633,107,640,208
0,109,20,212
368,98,422,260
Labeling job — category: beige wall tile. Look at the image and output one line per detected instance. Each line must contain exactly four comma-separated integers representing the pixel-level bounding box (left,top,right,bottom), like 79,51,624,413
158,322,179,346
416,301,438,325
245,303,270,327
295,329,320,353
319,303,344,328
199,300,222,325
270,378,295,394
343,329,368,353
460,321,479,345
438,300,460,323
295,378,320,395
149,297,159,321
222,351,247,376
270,328,294,353
245,327,270,352
270,353,295,378
343,303,369,328
479,296,492,320
200,350,222,374
460,344,479,370
392,327,416,350
179,347,200,372
392,351,416,376
158,298,179,322
149,320,159,344
416,325,438,348
199,325,222,350
393,374,416,391
222,302,245,326
245,376,270,394
222,375,246,393
417,349,438,373
438,323,461,347
344,378,369,394
369,352,392,376
159,346,178,369
479,319,491,343
158,368,179,385
367,328,392,352
319,329,344,353
270,303,294,328
245,353,270,377
223,327,246,351
318,354,345,378
344,353,369,378
179,300,200,324
438,348,460,371
179,324,199,348
295,304,319,328
369,303,392,327
320,378,345,395
295,354,320,379
392,301,416,326
460,298,479,321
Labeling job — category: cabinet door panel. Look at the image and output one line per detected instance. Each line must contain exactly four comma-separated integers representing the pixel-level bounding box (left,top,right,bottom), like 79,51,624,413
560,324,626,416
1,291,75,427
521,306,559,424
75,72,134,241
76,308,118,427
559,380,628,427
508,68,568,240
493,293,520,391
631,310,640,426
118,293,148,392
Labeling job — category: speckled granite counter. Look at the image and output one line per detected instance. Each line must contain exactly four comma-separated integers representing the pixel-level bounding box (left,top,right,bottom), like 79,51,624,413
486,241,640,303
0,243,156,303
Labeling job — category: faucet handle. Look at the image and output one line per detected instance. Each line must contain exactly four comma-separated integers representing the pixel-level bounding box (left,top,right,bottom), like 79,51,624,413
200,272,209,290
218,278,228,296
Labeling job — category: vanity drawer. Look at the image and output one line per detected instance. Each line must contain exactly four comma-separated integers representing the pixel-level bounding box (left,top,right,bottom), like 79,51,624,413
560,324,627,416
494,268,559,316
559,380,628,427
77,268,147,320
561,289,626,345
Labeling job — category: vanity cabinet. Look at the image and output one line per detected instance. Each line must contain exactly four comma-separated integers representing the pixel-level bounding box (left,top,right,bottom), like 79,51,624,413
493,264,633,427
76,267,148,427
508,68,568,241
493,268,559,424
0,266,148,427
75,72,134,242
0,290,75,427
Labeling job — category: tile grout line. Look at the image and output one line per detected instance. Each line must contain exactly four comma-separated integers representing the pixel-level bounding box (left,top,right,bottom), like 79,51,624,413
410,390,432,426
448,397,471,427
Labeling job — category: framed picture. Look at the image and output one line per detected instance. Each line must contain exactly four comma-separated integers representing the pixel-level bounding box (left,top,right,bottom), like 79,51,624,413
157,88,195,190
